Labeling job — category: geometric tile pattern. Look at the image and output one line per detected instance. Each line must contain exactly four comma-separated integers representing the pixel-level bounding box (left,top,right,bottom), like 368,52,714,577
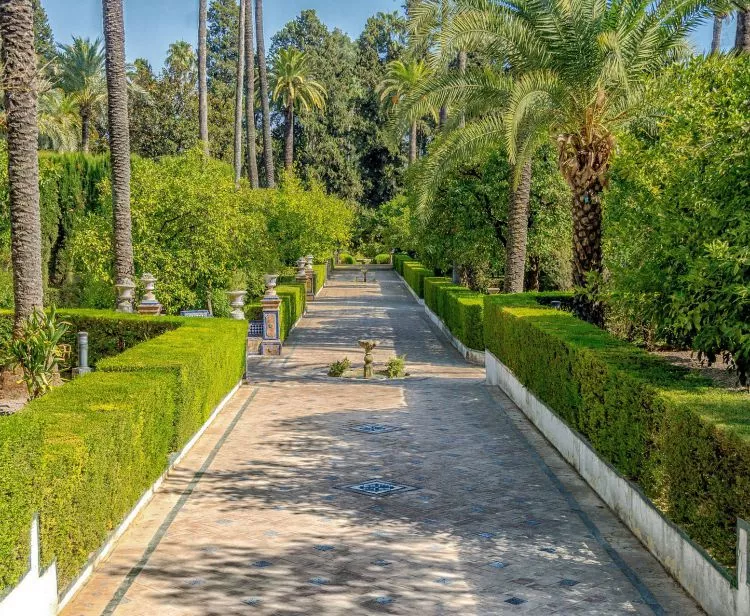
341,479,418,496
349,423,402,434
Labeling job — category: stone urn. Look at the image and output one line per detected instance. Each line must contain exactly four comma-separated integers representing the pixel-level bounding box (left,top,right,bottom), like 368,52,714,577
226,290,247,320
137,273,162,315
358,339,379,378
264,274,279,298
114,277,136,313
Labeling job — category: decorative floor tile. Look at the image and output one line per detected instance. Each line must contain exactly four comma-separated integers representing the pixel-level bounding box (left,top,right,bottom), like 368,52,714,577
560,578,579,586
341,479,418,497
314,544,335,552
241,597,262,606
350,423,402,434
252,560,273,568
505,597,527,606
489,561,507,569
309,576,330,586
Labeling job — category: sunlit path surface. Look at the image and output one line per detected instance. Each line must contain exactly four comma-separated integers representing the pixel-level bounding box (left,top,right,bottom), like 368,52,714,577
62,267,701,615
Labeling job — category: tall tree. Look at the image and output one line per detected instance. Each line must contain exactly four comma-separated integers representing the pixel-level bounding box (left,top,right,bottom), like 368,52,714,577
711,13,725,53
255,0,275,186
737,10,750,51
244,0,259,187
270,48,327,170
378,59,432,164
102,0,134,286
233,0,245,187
0,0,44,329
198,0,209,155
31,0,55,66
57,37,106,153
404,0,708,322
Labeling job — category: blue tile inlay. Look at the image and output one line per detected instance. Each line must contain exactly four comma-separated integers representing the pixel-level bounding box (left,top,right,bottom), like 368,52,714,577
187,578,205,587
241,597,262,606
478,532,495,540
315,544,335,552
435,577,453,585
541,547,556,554
372,559,391,566
342,479,417,496
350,423,402,434
252,560,273,568
375,596,394,605
505,597,527,605
560,579,579,586
310,576,330,586
525,519,541,526
489,561,507,569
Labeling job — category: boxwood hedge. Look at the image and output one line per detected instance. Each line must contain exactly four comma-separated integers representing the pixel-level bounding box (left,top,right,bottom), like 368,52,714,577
484,293,750,568
277,283,306,341
0,315,247,596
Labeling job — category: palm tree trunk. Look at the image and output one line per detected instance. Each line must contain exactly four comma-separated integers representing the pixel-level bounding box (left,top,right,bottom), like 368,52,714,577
0,0,44,331
503,160,532,294
255,0,275,187
81,108,90,153
711,14,724,54
736,10,750,52
243,0,259,188
409,120,417,164
284,105,294,170
102,0,134,285
439,106,448,129
526,255,541,291
570,176,605,326
233,0,245,188
198,0,209,156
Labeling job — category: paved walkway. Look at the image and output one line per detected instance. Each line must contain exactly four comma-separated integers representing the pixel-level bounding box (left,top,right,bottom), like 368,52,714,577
63,267,701,616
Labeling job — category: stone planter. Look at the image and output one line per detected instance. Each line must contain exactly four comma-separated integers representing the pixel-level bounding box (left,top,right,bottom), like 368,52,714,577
226,290,246,320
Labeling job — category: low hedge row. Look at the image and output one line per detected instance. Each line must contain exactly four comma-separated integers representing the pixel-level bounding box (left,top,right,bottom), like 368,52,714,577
0,309,180,368
422,277,485,351
0,316,247,595
313,264,327,294
483,293,750,568
394,254,415,276
402,262,435,299
277,283,306,341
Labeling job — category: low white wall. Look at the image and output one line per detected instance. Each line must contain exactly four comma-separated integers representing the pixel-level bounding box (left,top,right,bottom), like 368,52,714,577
486,350,747,616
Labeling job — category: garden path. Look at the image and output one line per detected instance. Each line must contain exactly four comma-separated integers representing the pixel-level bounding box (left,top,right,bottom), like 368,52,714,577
62,267,701,615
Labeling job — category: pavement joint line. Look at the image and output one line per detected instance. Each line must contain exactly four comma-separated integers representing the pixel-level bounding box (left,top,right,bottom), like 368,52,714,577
101,387,260,616
484,386,665,616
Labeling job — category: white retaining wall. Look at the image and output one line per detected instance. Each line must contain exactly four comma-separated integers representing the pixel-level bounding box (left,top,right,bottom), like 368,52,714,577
485,350,749,616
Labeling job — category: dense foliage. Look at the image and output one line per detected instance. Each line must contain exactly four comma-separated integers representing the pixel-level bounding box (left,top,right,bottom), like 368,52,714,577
483,293,750,567
0,316,247,592
605,56,750,382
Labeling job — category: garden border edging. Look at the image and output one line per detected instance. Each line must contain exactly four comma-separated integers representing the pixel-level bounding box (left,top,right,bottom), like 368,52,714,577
485,349,750,616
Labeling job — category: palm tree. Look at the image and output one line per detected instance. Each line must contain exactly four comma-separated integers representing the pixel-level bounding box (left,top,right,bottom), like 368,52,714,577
102,0,134,287
233,0,246,187
56,37,106,153
37,83,80,151
244,0,259,187
270,48,327,171
737,10,750,51
0,0,44,330
255,0,275,187
378,59,433,164
198,0,209,156
712,13,725,53
403,0,708,322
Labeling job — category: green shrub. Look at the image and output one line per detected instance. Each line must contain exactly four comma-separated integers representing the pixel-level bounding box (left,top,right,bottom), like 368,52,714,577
385,355,407,378
483,292,750,568
313,264,327,294
393,254,415,275
402,262,435,298
423,277,452,313
373,254,391,265
276,283,306,341
339,253,356,265
327,358,351,377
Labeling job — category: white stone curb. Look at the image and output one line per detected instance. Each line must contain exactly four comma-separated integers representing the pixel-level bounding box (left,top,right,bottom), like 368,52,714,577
485,350,749,616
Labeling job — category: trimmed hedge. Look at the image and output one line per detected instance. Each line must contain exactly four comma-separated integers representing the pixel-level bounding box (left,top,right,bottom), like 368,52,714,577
339,253,356,265
402,262,435,299
484,293,750,568
277,283,306,341
373,254,391,265
0,309,180,368
394,253,416,276
0,316,247,595
422,277,485,351
313,264,327,294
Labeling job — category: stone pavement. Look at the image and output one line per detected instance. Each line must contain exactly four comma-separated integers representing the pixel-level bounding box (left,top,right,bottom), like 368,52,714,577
62,267,702,616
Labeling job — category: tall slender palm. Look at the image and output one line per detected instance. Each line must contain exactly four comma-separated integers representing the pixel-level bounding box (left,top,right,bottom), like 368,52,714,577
244,0,259,187
402,0,707,321
0,0,44,330
737,10,750,51
56,37,106,153
102,0,134,288
378,59,433,164
270,48,327,171
255,0,275,187
711,13,725,53
198,0,209,156
233,0,246,187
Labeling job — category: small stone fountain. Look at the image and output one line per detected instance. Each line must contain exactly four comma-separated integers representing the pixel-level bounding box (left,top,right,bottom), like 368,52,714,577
358,339,378,378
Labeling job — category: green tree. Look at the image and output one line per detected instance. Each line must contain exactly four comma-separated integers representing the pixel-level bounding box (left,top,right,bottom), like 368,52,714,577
404,0,708,321
270,48,327,170
56,37,106,153
255,0,275,186
378,59,433,164
198,0,209,155
32,0,55,67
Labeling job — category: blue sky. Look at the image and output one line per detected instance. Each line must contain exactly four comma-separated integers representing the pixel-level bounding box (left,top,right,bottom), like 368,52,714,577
43,0,729,69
